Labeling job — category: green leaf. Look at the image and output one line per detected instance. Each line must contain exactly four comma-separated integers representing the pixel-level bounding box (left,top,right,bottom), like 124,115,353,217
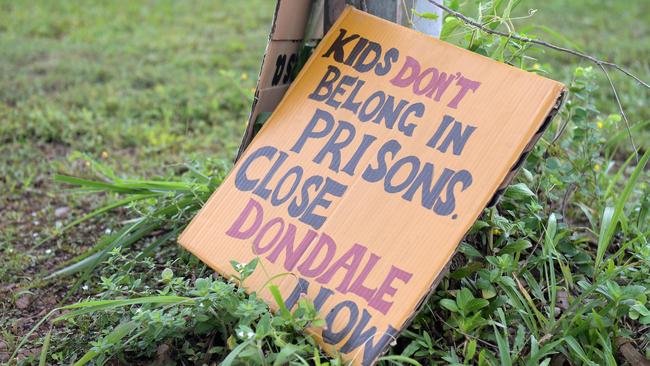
631,303,650,317
500,239,532,255
73,321,138,366
545,213,557,245
55,174,140,193
595,206,615,267
460,242,483,257
377,355,423,366
47,219,158,283
465,298,489,313
440,299,459,313
465,338,477,361
564,336,597,366
414,11,439,20
493,324,512,366
273,344,302,366
221,340,254,366
39,327,52,366
456,288,474,312
450,261,483,279
441,17,462,40
595,149,650,271
242,258,259,280
526,339,562,366
54,296,193,322
32,193,157,251
44,252,103,280
269,284,291,319
161,268,174,282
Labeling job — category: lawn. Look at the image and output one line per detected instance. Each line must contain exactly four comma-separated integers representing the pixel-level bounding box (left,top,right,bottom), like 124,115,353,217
0,0,648,365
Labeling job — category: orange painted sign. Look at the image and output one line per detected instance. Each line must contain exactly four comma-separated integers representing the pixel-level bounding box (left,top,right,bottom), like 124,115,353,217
180,7,564,365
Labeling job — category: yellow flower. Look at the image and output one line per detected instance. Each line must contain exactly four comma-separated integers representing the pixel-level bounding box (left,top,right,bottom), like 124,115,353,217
596,121,604,129
594,164,601,172
532,63,541,70
492,228,502,235
101,151,109,159
241,73,248,80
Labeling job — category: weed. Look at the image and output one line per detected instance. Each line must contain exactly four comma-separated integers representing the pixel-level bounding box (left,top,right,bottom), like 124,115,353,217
2,0,648,365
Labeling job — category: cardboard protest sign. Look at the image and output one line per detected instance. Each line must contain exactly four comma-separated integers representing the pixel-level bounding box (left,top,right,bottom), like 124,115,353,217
180,6,565,366
237,0,433,160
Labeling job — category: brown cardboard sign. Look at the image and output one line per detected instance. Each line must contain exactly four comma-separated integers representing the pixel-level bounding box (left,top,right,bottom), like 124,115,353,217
180,7,565,366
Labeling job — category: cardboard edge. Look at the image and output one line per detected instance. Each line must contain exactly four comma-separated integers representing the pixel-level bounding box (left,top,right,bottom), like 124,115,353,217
190,5,570,363
236,5,565,163
182,6,356,248
235,1,283,161
368,88,567,364
236,5,356,162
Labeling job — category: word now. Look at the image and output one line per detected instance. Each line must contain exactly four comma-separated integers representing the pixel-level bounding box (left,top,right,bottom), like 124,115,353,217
284,277,398,366
226,198,413,315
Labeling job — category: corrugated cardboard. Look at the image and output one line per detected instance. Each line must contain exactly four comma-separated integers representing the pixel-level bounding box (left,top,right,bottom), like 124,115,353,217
181,7,565,366
273,0,321,40
238,0,323,159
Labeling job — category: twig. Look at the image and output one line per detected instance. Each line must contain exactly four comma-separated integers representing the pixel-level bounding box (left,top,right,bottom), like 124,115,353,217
425,0,649,90
550,114,569,145
596,63,640,162
560,183,576,221
426,0,647,161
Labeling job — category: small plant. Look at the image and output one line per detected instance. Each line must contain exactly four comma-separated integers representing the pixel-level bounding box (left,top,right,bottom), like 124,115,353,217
7,1,649,365
16,250,331,365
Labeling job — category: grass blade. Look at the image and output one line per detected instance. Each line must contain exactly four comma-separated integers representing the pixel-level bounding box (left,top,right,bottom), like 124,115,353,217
565,335,597,366
221,340,254,366
32,193,158,251
55,296,194,322
38,327,52,366
45,252,102,280
55,174,141,193
72,321,138,366
269,284,291,319
493,324,512,366
378,355,423,366
595,149,650,271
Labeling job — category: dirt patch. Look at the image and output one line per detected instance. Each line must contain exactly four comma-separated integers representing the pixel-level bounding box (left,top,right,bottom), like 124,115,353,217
0,144,128,361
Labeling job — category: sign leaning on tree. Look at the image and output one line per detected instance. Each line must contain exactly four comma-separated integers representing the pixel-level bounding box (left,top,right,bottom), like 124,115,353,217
236,0,443,158
180,3,565,366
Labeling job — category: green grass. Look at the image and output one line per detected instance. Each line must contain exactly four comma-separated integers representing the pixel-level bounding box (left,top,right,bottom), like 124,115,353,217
522,0,649,138
0,0,268,194
0,0,648,365
0,0,270,362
